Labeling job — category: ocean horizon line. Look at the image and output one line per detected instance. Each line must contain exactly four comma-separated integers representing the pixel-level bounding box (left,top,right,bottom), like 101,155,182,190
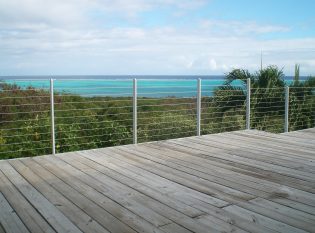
0,74,308,81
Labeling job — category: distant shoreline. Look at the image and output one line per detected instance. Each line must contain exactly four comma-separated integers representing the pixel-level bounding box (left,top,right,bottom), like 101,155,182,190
0,76,306,98
0,75,309,80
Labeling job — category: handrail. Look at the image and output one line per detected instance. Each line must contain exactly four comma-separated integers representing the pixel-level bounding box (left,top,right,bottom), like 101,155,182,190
0,78,313,158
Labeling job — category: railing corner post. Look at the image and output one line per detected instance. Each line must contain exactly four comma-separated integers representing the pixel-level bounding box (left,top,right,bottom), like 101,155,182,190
285,86,289,133
246,78,251,130
197,78,201,136
133,78,137,144
50,78,56,155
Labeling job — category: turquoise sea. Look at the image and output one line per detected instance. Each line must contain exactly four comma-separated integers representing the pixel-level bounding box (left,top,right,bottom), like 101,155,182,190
0,75,299,97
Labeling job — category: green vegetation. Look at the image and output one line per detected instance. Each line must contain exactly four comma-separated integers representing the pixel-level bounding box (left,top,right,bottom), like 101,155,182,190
0,85,199,159
1,66,314,159
289,65,315,131
213,65,315,133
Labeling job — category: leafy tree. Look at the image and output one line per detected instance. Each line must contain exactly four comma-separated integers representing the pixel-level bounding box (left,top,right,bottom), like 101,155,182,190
1,69,314,160
289,65,315,130
212,65,314,132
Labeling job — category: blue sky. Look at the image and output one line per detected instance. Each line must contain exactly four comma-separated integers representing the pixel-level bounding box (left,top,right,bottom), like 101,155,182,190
0,0,315,75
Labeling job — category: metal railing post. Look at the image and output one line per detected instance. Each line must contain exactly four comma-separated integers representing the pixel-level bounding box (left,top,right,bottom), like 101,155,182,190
284,86,289,132
197,78,201,136
50,78,56,155
246,78,251,130
133,78,137,144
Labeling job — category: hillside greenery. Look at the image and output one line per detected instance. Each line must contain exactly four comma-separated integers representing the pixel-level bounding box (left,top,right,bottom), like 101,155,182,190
0,66,314,159
213,65,314,132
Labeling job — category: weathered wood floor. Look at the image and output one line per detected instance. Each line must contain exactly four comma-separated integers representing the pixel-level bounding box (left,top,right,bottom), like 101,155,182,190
0,129,315,233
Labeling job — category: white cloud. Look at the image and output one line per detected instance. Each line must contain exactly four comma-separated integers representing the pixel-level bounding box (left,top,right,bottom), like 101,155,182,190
0,0,91,29
209,59,217,70
188,56,218,71
1,24,315,75
0,0,206,28
0,0,314,76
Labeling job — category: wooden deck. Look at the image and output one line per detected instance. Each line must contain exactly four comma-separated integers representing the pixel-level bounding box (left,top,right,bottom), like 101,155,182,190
0,129,315,233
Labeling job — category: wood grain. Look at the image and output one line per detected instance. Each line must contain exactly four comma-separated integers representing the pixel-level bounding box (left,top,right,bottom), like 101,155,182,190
0,128,314,233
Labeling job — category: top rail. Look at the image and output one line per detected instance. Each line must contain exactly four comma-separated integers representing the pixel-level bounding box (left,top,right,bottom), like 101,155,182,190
0,77,314,159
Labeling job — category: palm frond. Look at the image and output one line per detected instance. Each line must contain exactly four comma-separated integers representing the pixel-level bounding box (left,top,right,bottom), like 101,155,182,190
225,69,253,87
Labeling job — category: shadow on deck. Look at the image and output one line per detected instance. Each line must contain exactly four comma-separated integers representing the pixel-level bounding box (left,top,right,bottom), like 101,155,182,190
0,129,315,233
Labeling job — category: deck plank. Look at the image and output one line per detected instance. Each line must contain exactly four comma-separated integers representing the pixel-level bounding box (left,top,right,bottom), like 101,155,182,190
0,192,29,233
102,147,254,202
160,141,315,207
41,154,221,233
194,134,315,168
0,222,5,233
9,159,110,233
70,151,276,232
214,132,315,160
223,205,307,233
58,152,211,216
0,169,55,233
168,138,315,182
31,156,161,233
232,130,315,150
163,139,315,185
138,143,315,212
156,140,315,194
0,129,314,233
0,161,82,233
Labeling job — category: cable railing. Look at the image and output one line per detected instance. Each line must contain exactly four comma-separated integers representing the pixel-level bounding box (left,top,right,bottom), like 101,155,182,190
0,78,314,159
135,79,197,143
250,87,286,133
288,87,315,131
